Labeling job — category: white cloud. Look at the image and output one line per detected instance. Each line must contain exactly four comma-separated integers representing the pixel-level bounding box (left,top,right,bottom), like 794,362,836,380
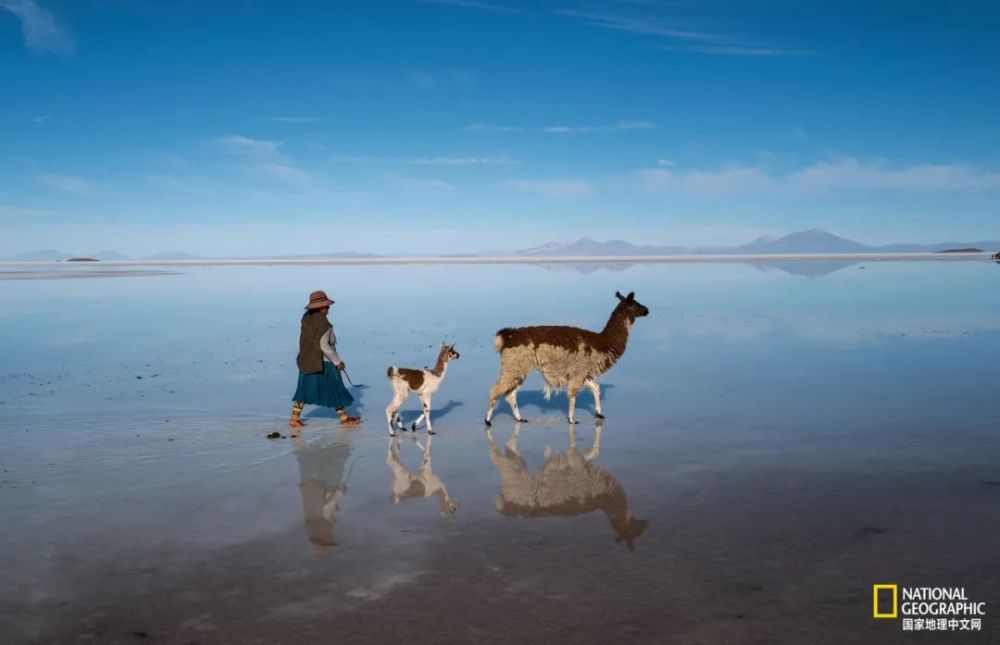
503,178,594,198
559,9,804,57
258,163,311,186
629,158,1000,196
215,135,314,187
36,173,95,195
33,114,51,124
216,135,285,160
395,177,456,190
0,0,72,54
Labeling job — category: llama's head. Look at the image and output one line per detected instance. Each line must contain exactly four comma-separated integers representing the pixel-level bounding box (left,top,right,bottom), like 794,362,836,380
611,514,650,552
439,342,460,361
439,496,460,519
615,291,650,319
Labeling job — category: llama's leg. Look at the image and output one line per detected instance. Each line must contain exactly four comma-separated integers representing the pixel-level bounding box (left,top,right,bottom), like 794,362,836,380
486,375,526,425
411,407,425,431
420,395,434,434
506,421,523,454
584,422,603,462
567,383,581,424
486,351,531,425
584,378,603,419
485,379,502,426
504,387,526,423
386,388,407,436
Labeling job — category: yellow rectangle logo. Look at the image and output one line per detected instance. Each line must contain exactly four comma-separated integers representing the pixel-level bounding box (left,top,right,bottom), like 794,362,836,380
873,584,898,618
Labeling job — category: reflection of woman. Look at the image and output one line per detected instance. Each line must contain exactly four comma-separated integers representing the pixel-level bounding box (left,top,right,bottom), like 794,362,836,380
292,434,352,553
289,290,361,429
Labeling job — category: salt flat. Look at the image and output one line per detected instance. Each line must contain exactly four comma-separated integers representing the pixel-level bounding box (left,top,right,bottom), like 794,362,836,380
1,261,999,644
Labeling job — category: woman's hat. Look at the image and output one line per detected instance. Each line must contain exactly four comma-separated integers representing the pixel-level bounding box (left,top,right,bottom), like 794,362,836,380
306,290,335,309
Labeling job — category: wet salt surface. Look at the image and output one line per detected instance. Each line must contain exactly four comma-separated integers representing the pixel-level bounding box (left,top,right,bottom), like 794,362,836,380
1,261,1000,644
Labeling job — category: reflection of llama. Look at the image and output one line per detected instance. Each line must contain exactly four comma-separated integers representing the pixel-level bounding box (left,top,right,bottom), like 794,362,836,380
386,434,460,519
486,422,648,550
485,291,649,425
386,343,460,436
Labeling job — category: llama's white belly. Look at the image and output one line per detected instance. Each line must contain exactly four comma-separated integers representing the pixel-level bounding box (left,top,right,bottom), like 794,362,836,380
534,345,608,389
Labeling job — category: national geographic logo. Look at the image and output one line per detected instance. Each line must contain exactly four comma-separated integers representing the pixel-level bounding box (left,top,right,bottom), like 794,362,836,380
873,584,898,619
873,584,986,633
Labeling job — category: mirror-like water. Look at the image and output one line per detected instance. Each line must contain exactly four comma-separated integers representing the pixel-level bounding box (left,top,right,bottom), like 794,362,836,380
1,261,998,643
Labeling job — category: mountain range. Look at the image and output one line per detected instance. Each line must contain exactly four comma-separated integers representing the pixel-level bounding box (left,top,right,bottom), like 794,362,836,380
515,229,1000,257
3,229,998,261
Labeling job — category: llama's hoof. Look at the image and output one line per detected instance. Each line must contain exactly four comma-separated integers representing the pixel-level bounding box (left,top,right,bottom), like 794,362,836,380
484,418,492,427
595,412,605,420
568,419,579,425
427,429,436,435
410,423,418,431
514,417,529,423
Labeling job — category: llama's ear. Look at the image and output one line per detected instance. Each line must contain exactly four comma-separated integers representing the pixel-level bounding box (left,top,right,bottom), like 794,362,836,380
615,291,625,301
627,291,635,301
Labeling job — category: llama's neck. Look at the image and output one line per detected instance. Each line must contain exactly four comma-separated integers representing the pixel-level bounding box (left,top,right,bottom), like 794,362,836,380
431,351,450,377
600,306,634,359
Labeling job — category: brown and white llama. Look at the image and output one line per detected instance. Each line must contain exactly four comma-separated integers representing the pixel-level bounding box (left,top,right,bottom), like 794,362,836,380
486,422,648,550
386,342,460,436
386,434,459,519
485,291,649,425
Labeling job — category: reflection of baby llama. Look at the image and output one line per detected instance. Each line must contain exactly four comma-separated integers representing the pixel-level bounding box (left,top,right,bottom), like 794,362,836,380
486,423,648,550
386,343,460,436
386,435,460,519
485,291,649,425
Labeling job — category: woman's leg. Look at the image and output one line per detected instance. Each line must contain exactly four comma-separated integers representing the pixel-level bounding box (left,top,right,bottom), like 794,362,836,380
290,401,305,428
336,408,361,426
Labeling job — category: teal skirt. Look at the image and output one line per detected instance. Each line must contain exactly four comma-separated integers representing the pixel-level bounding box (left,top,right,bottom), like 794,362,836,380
293,362,354,409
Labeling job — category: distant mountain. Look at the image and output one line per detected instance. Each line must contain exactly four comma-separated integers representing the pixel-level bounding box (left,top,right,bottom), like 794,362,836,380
4,230,999,263
518,237,688,256
734,229,870,254
516,229,1000,257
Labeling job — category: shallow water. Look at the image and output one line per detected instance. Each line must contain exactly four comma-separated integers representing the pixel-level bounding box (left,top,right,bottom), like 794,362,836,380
1,261,999,644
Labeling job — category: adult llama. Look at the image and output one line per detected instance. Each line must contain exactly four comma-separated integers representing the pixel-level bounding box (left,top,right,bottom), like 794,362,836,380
485,291,649,425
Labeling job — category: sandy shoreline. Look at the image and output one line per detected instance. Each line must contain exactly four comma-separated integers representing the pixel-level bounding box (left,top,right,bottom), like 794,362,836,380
0,251,996,268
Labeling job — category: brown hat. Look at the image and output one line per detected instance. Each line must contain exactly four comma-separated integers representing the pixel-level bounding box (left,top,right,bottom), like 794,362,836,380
306,290,334,310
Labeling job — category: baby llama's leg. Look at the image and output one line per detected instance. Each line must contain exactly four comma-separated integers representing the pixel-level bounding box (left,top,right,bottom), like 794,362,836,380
419,394,434,434
386,385,408,437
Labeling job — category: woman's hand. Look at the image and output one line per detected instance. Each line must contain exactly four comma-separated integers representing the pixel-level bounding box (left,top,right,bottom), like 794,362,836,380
337,361,346,370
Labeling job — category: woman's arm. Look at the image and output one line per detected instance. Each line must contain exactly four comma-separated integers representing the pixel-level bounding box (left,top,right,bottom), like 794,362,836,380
319,328,343,366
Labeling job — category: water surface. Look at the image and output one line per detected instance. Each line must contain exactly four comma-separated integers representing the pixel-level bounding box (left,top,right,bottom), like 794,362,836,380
1,261,999,643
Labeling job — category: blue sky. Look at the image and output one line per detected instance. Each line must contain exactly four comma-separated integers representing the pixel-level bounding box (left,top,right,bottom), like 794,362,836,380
1,0,998,256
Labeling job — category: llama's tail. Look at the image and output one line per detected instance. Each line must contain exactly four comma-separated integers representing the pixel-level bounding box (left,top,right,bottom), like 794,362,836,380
387,365,399,379
494,327,514,353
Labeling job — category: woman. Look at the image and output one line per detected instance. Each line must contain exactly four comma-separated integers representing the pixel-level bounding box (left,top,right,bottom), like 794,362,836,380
290,290,361,428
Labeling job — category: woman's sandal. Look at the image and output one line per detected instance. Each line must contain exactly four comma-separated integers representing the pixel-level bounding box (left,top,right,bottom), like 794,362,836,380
339,416,361,426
